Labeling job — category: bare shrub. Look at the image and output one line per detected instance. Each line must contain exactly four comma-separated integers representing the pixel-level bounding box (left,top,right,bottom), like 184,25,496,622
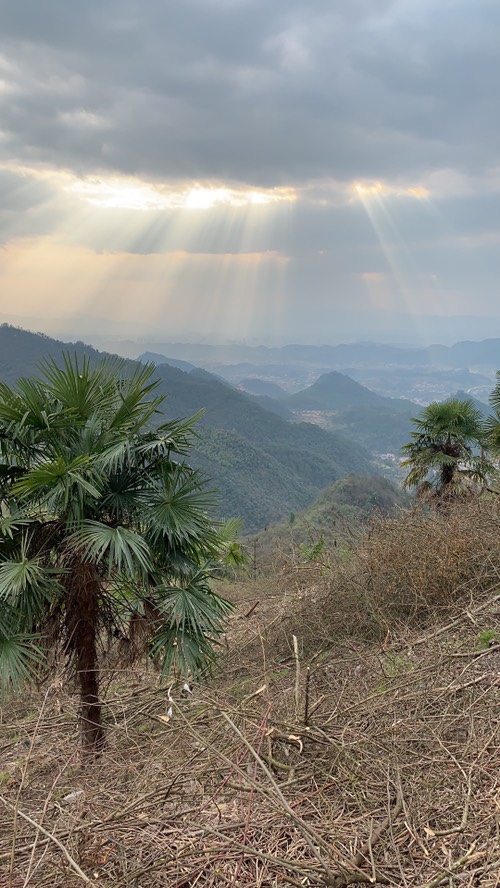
270,497,500,653
357,497,500,628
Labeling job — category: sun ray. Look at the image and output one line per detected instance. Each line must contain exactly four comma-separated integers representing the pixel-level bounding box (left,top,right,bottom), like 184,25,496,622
0,162,299,340
351,180,447,341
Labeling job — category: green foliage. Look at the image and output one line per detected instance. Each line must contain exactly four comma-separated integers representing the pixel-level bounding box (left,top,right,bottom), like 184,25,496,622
401,398,493,498
0,631,44,698
298,535,326,563
485,371,500,458
0,354,239,703
476,628,498,649
318,475,409,517
150,569,233,677
216,518,249,571
193,425,374,532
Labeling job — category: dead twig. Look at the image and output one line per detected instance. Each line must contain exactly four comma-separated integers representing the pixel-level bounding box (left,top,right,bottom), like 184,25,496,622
0,796,95,885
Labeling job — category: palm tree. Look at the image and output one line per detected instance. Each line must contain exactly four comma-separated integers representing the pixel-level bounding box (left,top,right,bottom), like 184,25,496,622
401,398,492,500
484,371,500,461
0,355,236,752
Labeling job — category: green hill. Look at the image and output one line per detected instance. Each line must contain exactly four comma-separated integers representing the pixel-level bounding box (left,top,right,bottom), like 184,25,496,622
288,370,384,410
0,325,376,532
0,325,91,384
288,369,414,414
451,390,492,418
249,474,410,562
138,351,196,372
286,370,418,454
310,473,410,522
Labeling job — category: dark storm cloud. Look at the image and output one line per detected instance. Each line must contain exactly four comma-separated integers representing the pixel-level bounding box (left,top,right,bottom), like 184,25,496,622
2,0,499,186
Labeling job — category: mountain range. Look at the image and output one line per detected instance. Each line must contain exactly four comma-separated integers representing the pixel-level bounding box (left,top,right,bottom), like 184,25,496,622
128,338,499,403
113,338,500,369
5,324,494,532
142,343,496,476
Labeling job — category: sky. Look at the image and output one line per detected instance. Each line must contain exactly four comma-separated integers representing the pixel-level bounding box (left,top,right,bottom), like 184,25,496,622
1,0,500,346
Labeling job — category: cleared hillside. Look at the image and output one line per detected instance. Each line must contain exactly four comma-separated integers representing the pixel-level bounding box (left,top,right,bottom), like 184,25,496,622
2,498,498,887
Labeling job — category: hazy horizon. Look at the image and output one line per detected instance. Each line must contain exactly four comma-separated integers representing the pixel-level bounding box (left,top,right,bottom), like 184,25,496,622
4,313,500,357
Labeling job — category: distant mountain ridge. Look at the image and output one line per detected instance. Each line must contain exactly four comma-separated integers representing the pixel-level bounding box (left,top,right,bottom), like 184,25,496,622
128,338,500,370
237,378,288,399
138,351,196,372
125,337,499,404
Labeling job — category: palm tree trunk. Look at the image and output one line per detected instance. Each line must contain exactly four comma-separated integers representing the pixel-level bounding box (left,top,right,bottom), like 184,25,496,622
440,443,458,496
66,560,105,753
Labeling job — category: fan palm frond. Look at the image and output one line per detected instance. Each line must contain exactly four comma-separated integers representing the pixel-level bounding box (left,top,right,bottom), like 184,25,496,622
67,520,153,576
150,571,233,677
402,398,494,498
0,554,61,623
0,630,45,696
146,464,218,545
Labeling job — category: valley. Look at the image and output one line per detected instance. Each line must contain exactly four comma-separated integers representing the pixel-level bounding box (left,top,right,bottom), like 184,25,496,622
2,324,498,530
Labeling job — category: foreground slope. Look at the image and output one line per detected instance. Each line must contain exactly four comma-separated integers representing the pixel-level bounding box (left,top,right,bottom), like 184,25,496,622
2,499,498,887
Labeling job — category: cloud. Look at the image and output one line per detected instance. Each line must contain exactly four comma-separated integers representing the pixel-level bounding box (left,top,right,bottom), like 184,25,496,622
1,0,499,186
1,1,500,344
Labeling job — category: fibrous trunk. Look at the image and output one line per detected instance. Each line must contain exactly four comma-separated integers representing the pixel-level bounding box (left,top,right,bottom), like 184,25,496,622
66,560,105,752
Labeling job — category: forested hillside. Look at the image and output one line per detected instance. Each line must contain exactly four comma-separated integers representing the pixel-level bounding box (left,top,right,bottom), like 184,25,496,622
0,325,93,384
0,326,375,531
249,474,410,562
287,370,390,410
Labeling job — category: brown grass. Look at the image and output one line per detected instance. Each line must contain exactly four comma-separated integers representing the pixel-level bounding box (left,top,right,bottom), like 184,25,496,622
1,499,499,887
267,498,500,655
